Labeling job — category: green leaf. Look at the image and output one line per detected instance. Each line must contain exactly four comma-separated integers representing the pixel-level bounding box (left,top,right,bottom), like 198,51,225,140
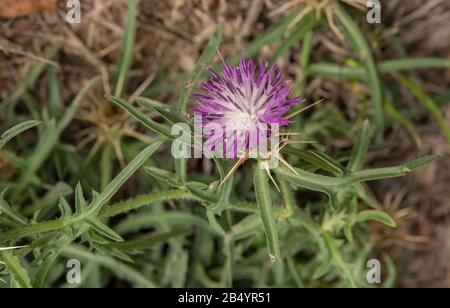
12,120,57,199
210,175,234,213
1,250,32,288
12,78,99,200
92,243,134,264
308,58,450,79
114,212,218,235
74,183,87,214
58,196,72,219
271,15,317,62
175,157,187,183
400,76,450,143
137,97,186,124
279,178,295,217
172,251,189,288
106,229,190,251
144,166,181,187
355,210,396,228
307,150,345,176
0,120,41,150
228,10,300,64
283,147,344,176
206,210,226,236
113,0,138,97
382,254,397,288
0,142,164,244
384,89,421,148
275,154,436,209
23,182,73,216
185,182,218,205
335,5,384,141
401,155,437,170
48,65,61,117
4,45,60,115
0,189,27,225
33,250,59,288
62,244,155,288
322,232,357,288
87,219,124,242
88,141,164,214
33,238,71,288
254,163,280,263
108,96,173,139
347,120,372,172
57,77,100,134
274,165,339,208
312,262,333,280
178,25,223,112
296,29,315,94
228,214,262,240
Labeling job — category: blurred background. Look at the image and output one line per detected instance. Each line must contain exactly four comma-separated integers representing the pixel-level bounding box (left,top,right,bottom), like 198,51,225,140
0,0,449,287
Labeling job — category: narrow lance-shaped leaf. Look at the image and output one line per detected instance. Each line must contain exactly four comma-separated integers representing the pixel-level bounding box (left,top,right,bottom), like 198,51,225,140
62,244,156,288
275,155,436,208
12,78,99,199
335,5,384,142
228,10,301,64
108,96,173,139
58,196,72,218
144,166,180,186
0,120,41,150
283,146,344,176
33,238,71,288
87,219,124,242
210,174,234,213
1,250,32,288
270,15,317,63
0,189,28,225
206,210,226,236
74,183,87,215
308,58,450,79
322,232,357,288
88,141,164,214
400,75,450,143
178,25,223,112
254,163,281,263
347,120,372,172
48,65,62,117
137,97,186,124
355,210,396,228
274,165,339,208
12,119,57,199
113,0,138,97
5,44,60,111
106,230,190,251
185,182,218,205
228,214,263,240
305,150,345,176
114,211,218,235
0,144,162,243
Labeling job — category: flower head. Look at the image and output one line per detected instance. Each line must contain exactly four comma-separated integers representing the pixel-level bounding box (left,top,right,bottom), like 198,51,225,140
194,54,300,159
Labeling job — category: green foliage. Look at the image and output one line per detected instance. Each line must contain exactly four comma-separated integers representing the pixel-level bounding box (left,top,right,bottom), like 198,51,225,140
0,1,446,289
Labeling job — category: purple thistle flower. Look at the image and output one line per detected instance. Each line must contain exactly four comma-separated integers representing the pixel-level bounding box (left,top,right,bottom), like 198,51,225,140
193,54,300,159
